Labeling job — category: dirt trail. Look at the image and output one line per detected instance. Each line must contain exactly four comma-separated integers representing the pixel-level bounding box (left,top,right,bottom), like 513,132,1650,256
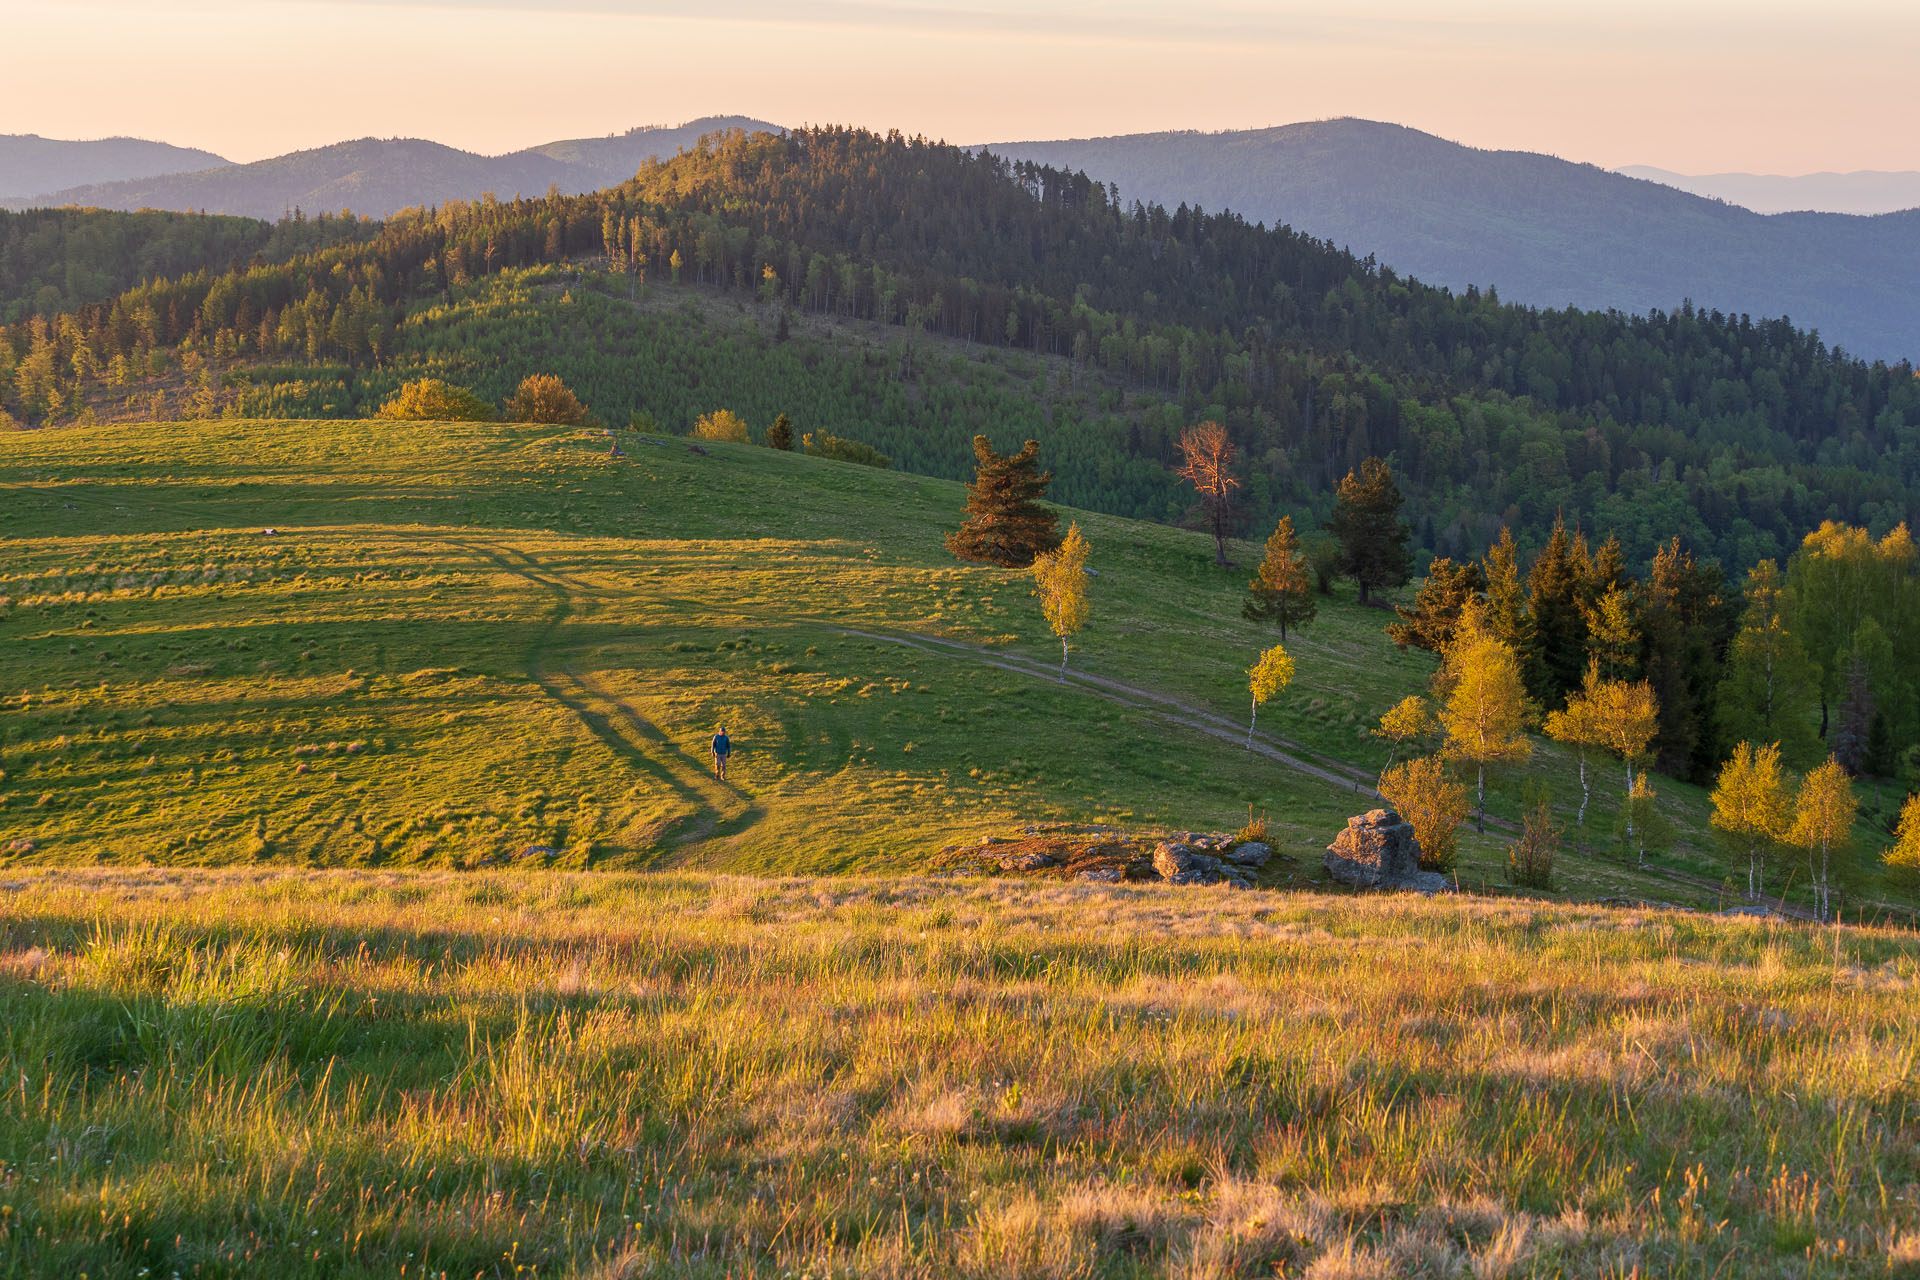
837,625,1821,920
836,626,1377,797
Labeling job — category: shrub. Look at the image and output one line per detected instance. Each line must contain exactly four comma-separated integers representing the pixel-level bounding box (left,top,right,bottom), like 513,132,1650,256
1235,805,1270,846
1377,755,1467,872
803,431,891,468
373,378,496,422
766,413,795,451
693,409,751,442
1506,792,1559,890
502,374,588,425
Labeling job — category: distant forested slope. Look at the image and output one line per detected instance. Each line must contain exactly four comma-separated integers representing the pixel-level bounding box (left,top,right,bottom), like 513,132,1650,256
5,127,1919,574
2,118,779,221
0,208,375,322
0,134,228,200
986,119,1920,362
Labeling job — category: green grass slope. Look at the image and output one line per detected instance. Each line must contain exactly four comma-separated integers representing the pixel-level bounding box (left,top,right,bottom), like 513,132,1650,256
0,868,1915,1277
0,416,1909,913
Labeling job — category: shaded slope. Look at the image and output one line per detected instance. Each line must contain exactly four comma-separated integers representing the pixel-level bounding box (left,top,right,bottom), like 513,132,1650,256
988,118,1920,360
0,133,228,200
5,116,780,220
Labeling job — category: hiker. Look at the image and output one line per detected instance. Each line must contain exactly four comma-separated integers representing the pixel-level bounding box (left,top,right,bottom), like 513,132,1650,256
711,726,731,781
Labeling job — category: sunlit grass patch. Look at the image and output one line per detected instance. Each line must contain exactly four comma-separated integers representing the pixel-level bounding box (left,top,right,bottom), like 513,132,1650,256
0,868,1913,1276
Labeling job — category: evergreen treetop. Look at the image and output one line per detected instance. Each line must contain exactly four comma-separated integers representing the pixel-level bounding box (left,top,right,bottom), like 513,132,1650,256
947,435,1060,568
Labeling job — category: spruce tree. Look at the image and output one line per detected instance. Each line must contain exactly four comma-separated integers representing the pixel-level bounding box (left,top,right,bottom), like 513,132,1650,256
1715,560,1819,766
1326,457,1411,605
1388,557,1485,653
1482,528,1535,658
946,436,1060,568
766,413,794,450
1243,515,1316,637
1525,515,1591,707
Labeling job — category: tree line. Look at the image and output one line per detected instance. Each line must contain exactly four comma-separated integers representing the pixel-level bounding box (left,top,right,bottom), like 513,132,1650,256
5,128,1920,572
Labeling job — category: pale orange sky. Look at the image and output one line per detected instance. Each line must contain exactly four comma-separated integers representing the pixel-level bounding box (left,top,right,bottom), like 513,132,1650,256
6,0,1918,172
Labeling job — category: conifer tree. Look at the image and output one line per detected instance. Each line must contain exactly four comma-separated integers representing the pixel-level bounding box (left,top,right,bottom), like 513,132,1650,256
947,436,1060,568
1788,755,1855,921
1583,584,1640,681
766,413,794,450
1327,457,1411,605
1243,515,1316,637
1388,557,1485,653
1710,741,1791,900
1640,539,1735,782
1715,560,1820,767
1525,514,1590,706
1481,527,1534,657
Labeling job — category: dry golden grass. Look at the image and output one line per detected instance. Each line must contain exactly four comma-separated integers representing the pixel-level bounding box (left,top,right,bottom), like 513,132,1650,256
0,867,1915,1276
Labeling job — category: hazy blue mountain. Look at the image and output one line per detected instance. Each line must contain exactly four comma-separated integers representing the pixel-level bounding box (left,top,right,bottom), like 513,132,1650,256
512,117,779,181
1617,165,1920,216
0,134,229,200
3,117,779,221
986,119,1920,362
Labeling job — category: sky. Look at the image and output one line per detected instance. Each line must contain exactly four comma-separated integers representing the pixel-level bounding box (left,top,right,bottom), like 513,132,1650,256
5,0,1918,173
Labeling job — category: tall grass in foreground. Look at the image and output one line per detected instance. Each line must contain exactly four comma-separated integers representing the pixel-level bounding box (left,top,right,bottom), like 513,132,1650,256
0,868,1916,1278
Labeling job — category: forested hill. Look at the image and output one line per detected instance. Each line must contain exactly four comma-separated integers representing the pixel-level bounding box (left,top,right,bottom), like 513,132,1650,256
0,134,228,201
5,127,1919,573
0,208,374,323
985,119,1920,362
2,117,779,220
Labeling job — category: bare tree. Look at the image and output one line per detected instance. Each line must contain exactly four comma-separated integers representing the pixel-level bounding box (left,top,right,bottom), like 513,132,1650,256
1174,421,1240,567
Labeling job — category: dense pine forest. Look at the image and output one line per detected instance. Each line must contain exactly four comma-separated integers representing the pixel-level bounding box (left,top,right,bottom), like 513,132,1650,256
5,126,1920,572
0,206,373,323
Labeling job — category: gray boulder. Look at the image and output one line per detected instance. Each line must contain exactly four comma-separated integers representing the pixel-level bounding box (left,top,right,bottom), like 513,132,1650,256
1225,841,1272,868
1325,810,1450,893
1075,865,1124,883
999,850,1058,872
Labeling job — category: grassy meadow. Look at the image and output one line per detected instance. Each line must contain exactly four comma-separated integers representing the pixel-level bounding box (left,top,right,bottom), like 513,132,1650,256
6,413,1905,912
0,868,1916,1278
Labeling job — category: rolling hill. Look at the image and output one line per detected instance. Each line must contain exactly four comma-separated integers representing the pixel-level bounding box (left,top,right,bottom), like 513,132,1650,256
1619,164,1920,216
0,133,228,201
1,413,1912,921
1,117,777,220
985,118,1920,362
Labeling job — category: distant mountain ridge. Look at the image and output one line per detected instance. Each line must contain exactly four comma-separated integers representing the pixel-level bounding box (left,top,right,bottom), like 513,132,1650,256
2,117,778,220
984,119,1920,362
0,134,230,200
1616,165,1920,216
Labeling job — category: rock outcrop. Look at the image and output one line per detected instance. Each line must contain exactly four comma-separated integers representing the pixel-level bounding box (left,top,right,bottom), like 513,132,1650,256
1325,810,1450,893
